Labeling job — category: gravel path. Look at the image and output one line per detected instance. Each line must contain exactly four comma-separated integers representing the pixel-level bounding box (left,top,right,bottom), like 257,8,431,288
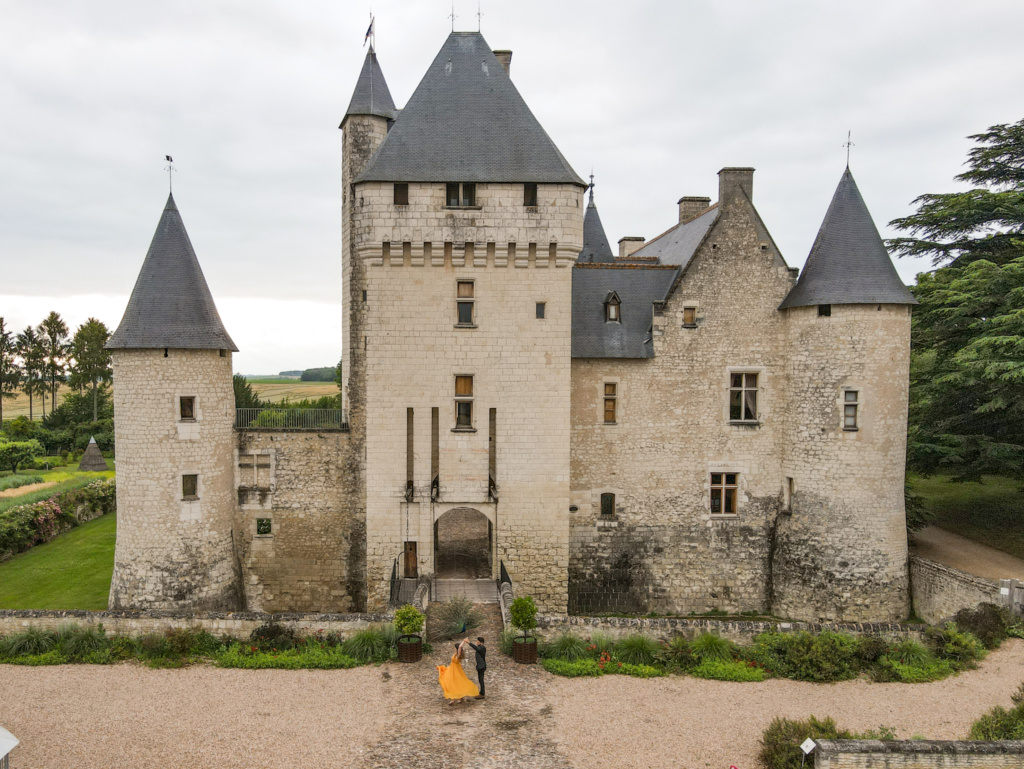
911,526,1024,580
1,636,1022,769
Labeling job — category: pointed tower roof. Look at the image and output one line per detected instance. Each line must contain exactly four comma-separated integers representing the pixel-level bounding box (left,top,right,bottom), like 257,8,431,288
578,182,614,263
356,32,584,185
107,194,238,350
779,168,917,309
342,49,398,125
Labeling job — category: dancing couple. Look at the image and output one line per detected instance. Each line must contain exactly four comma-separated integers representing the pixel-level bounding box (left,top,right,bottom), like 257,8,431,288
437,636,486,705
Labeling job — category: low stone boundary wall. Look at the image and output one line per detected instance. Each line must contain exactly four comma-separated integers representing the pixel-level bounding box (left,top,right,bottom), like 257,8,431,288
535,614,924,644
498,581,514,631
911,555,1004,625
0,609,392,640
814,740,1024,769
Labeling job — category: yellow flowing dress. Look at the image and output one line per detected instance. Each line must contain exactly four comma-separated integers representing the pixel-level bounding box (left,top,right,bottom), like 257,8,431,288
437,649,480,700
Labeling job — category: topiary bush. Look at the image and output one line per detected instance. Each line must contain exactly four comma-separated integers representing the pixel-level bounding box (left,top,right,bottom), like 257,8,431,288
613,634,660,666
393,604,425,637
509,595,537,640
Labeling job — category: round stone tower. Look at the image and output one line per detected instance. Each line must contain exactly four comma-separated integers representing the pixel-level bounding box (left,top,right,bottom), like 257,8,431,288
773,168,918,622
106,193,242,610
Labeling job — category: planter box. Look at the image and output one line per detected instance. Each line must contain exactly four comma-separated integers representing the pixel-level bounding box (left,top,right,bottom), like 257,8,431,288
397,635,422,663
512,636,538,664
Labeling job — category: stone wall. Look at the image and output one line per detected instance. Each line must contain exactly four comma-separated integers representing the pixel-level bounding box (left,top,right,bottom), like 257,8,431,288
234,430,360,613
350,179,583,613
814,740,1024,769
0,609,391,640
910,555,1001,624
535,613,923,646
109,348,241,611
569,169,797,617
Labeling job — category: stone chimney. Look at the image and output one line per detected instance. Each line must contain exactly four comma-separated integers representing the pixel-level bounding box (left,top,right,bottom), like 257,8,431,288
718,167,754,203
678,196,712,223
618,237,645,258
493,50,512,75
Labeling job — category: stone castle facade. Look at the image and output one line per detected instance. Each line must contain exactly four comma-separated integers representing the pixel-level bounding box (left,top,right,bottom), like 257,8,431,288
106,31,917,622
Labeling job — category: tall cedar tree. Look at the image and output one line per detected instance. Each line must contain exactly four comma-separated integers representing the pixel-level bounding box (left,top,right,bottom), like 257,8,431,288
15,326,45,420
889,119,1024,482
233,374,266,409
0,318,20,423
68,318,112,422
38,311,69,413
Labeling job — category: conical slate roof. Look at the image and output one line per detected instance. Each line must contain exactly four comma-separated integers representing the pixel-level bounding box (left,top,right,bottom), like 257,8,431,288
779,169,917,309
78,436,108,472
342,49,397,124
356,32,584,185
107,194,238,350
578,188,614,263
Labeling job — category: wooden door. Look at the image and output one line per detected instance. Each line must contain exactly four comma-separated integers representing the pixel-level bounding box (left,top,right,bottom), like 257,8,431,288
404,541,418,579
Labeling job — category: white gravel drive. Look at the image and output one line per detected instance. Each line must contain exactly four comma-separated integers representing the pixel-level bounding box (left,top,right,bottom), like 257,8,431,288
1,639,1022,768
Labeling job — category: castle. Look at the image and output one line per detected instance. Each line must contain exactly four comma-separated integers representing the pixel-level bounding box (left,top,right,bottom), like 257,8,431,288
106,31,917,622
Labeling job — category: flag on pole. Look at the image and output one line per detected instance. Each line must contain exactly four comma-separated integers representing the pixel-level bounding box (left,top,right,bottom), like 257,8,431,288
165,155,173,162
363,17,374,47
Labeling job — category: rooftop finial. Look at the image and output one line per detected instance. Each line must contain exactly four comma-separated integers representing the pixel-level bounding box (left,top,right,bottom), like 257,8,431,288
363,13,375,52
164,155,175,193
588,171,595,205
843,130,855,169
449,2,456,31
477,0,483,31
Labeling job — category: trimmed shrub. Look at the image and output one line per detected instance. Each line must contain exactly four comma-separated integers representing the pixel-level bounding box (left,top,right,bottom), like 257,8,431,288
612,662,665,678
543,632,590,662
509,595,538,639
690,632,733,663
953,603,1014,649
541,658,603,677
250,622,298,651
433,597,483,640
393,604,425,636
613,634,660,666
692,658,767,682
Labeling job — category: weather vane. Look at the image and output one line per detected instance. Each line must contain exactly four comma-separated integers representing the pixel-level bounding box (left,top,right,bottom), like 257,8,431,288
588,170,595,202
477,0,483,31
164,155,176,193
843,131,855,167
449,2,456,31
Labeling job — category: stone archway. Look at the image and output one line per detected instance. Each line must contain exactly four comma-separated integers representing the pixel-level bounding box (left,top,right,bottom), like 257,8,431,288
434,507,492,579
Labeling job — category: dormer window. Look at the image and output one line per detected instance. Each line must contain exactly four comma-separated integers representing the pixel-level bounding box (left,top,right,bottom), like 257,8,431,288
446,182,476,207
604,292,621,323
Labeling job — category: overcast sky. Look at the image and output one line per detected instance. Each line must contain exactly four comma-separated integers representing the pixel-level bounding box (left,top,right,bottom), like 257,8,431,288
2,0,1022,374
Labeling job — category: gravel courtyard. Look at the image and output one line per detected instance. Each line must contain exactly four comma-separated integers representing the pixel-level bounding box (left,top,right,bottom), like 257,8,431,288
1,639,1022,768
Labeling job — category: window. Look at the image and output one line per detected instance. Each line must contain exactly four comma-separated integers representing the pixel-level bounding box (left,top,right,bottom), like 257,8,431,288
603,383,617,424
455,375,473,428
182,474,198,500
600,493,615,517
843,390,859,430
536,302,546,319
682,307,697,327
446,182,476,207
456,281,475,325
394,183,409,205
605,293,621,323
256,518,272,535
710,473,738,515
729,373,758,422
179,396,195,421
818,304,832,317
524,183,538,207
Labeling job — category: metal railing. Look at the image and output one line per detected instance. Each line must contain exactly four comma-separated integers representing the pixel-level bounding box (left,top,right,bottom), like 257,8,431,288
234,408,347,431
499,560,512,586
388,558,400,609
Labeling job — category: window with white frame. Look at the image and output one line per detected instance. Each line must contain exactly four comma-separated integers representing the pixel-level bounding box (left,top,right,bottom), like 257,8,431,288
710,473,738,515
729,373,758,422
843,390,860,430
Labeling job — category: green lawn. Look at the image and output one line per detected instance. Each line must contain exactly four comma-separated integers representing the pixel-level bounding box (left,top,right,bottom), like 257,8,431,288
0,513,116,610
0,469,114,515
910,474,1024,560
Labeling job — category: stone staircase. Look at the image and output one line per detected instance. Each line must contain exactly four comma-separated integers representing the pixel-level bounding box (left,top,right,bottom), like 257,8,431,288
432,578,499,603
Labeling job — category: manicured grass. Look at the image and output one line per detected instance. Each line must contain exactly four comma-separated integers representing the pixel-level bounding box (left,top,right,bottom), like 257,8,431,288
910,474,1024,560
0,512,116,610
0,471,114,515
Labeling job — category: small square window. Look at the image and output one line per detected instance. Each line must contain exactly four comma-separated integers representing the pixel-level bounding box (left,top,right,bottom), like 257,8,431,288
682,307,697,327
818,304,832,317
179,396,195,421
710,472,738,515
394,183,409,205
524,183,538,207
600,493,615,517
256,518,272,535
182,474,198,500
536,302,546,319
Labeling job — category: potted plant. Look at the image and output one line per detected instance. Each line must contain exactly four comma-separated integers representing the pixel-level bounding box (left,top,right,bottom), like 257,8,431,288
510,595,539,664
394,604,425,663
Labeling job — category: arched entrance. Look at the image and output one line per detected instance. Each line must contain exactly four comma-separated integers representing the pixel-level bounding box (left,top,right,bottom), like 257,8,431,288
434,507,492,579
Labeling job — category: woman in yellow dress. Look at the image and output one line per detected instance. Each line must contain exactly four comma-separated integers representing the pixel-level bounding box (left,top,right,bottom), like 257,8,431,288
437,638,480,704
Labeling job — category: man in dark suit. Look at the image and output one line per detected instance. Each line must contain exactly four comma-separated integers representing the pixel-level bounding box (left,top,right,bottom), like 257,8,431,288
467,636,487,698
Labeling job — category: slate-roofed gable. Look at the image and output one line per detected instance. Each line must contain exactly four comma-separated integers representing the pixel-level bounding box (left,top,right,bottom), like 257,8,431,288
779,169,917,309
342,49,398,124
355,32,584,185
107,194,238,351
629,205,718,268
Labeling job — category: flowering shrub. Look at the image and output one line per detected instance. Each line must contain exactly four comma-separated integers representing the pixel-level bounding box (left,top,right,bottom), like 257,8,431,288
0,478,116,559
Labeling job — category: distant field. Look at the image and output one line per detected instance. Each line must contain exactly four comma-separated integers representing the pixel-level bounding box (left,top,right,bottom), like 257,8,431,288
910,474,1024,560
249,380,339,403
1,385,72,421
